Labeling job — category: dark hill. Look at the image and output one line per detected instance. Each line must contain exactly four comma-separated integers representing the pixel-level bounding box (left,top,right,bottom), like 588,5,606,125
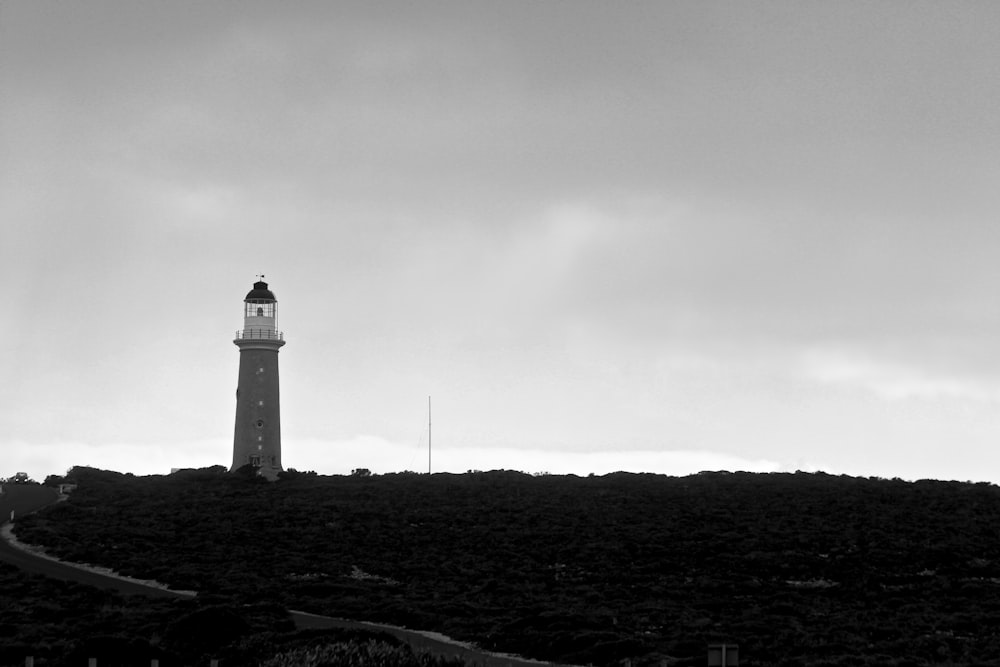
13,467,1000,666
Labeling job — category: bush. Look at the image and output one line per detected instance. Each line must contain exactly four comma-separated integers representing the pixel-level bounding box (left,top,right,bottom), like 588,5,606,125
259,639,470,667
164,606,252,658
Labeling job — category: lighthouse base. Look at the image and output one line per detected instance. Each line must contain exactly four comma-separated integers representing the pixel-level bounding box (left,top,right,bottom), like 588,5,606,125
232,462,283,482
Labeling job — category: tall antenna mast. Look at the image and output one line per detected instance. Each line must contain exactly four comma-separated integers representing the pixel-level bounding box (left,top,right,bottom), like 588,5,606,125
428,395,432,475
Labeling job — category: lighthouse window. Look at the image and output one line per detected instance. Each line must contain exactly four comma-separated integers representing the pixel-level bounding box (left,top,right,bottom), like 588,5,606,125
245,302,275,318
256,420,264,429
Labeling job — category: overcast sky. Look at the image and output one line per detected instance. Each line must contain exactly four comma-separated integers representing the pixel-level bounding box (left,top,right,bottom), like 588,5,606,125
5,1,1000,481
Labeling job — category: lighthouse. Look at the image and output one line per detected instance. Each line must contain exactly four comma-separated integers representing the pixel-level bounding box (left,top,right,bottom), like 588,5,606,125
231,277,285,480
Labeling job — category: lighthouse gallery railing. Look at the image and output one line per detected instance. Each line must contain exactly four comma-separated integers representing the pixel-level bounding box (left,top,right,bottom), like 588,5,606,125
235,329,284,341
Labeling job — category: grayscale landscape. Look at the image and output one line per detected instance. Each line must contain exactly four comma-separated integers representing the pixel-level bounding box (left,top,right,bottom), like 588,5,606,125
5,2,1000,665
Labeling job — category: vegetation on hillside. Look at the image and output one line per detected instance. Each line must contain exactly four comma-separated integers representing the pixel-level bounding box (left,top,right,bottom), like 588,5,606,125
0,564,449,667
13,466,1000,665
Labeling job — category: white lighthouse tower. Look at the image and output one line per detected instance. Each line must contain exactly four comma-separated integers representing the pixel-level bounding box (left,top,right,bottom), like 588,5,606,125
231,277,285,480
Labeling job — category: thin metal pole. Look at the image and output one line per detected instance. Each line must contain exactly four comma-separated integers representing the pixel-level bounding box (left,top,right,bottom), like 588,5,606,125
428,396,432,475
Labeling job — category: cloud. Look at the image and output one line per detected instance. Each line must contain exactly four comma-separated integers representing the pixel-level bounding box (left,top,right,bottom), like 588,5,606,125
799,346,1000,403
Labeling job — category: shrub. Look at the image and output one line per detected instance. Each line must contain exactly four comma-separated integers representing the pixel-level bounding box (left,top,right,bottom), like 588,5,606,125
259,639,470,667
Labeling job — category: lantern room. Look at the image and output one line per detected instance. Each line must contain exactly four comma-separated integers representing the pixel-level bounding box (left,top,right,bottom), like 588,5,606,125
238,279,282,340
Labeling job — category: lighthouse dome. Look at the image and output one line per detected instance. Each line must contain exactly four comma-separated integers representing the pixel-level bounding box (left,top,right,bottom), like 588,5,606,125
245,281,276,302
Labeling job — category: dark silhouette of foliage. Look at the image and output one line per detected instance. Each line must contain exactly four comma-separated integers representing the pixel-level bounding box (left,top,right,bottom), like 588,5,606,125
0,562,470,666
42,473,66,487
164,605,252,657
259,638,472,666
12,466,1000,665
